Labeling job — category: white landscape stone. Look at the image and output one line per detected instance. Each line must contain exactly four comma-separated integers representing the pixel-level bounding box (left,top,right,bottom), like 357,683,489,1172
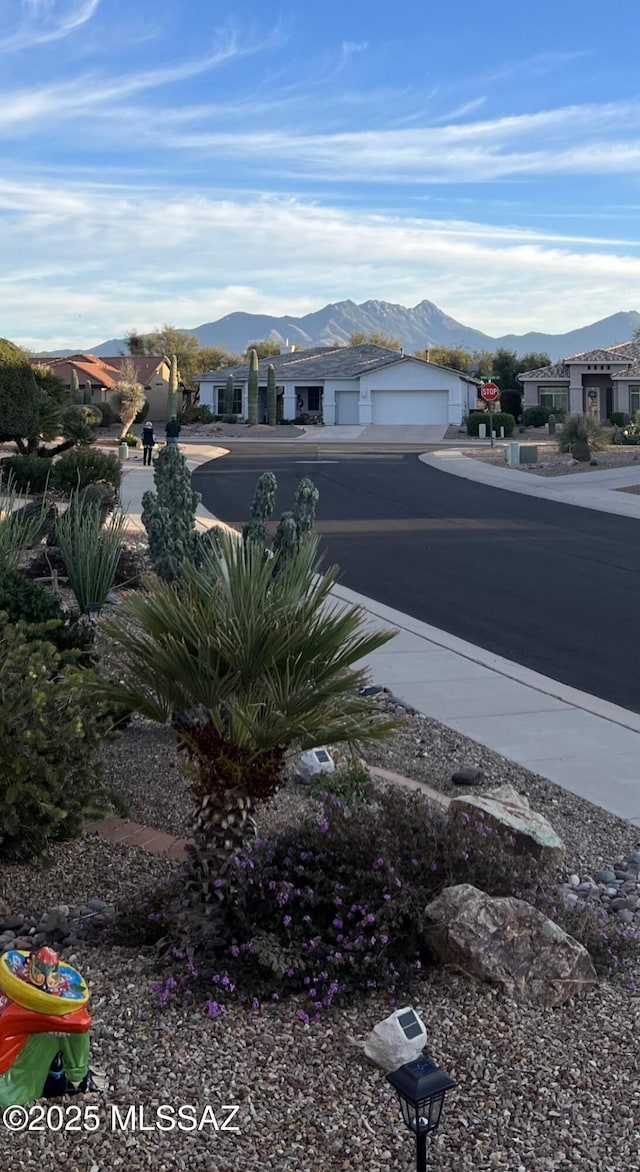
363,1006,428,1072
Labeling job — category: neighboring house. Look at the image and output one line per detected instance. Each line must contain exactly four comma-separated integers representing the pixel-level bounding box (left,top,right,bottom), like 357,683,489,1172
518,341,640,421
30,354,174,420
193,344,480,427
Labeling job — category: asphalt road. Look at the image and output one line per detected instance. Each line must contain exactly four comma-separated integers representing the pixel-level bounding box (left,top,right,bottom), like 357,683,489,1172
192,447,640,713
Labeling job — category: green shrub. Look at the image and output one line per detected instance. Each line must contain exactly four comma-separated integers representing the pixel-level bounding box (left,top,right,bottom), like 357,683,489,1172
95,401,116,427
61,404,101,448
0,617,111,861
610,412,630,428
466,411,515,437
278,418,294,426
611,422,640,446
221,414,238,424
180,405,216,425
4,455,51,493
0,564,95,659
52,448,122,494
557,413,608,454
523,405,554,427
56,493,126,612
134,399,150,424
121,432,139,447
309,763,374,806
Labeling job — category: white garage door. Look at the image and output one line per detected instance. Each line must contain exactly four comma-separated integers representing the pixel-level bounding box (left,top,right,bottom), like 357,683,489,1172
335,392,359,424
371,390,448,425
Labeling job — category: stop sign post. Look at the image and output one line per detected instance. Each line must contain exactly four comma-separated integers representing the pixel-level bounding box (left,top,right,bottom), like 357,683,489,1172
480,382,500,447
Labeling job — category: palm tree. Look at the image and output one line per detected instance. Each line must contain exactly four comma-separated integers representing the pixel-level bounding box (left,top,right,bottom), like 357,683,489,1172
100,528,402,882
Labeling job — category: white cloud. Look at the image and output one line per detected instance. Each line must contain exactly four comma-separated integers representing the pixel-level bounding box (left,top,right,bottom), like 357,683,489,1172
0,0,100,52
3,181,640,348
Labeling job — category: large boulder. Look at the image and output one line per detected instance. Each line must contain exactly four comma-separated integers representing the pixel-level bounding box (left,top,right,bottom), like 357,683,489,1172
424,884,596,1006
449,783,565,863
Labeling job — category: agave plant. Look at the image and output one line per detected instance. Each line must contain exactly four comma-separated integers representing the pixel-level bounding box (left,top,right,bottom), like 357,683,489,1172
557,413,608,456
98,528,402,881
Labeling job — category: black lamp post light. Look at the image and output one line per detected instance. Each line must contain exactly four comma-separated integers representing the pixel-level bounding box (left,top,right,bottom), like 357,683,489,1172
386,1056,456,1172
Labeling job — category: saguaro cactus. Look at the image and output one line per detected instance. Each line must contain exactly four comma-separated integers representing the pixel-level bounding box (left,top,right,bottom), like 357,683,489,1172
247,348,259,425
70,369,80,406
224,374,234,417
167,354,179,421
266,364,277,427
83,378,92,406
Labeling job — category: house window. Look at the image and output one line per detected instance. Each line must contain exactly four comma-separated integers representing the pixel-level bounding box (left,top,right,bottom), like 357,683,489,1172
307,388,321,412
216,385,242,414
630,386,640,416
539,387,568,412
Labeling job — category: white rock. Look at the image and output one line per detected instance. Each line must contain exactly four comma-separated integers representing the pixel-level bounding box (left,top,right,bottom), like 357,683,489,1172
568,874,580,888
292,747,336,786
363,1006,427,1073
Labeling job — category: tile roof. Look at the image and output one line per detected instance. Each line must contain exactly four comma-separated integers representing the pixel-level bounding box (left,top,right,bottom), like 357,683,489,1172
31,354,166,388
194,343,480,384
519,340,640,382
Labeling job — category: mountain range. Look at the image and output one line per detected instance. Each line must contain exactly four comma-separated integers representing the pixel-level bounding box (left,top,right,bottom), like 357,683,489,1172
42,300,640,363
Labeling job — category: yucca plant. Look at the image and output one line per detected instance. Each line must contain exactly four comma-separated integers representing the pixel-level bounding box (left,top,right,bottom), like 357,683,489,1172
56,493,126,613
557,413,608,457
98,529,402,883
0,472,49,570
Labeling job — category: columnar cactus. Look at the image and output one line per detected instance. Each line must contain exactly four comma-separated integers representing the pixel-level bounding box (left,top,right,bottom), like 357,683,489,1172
224,374,234,417
70,369,80,406
83,378,92,406
141,444,203,581
266,364,277,426
292,477,319,537
167,354,179,421
243,471,276,546
247,348,259,425
272,511,298,567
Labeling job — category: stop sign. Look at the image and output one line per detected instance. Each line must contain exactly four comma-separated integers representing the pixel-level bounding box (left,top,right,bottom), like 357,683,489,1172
481,382,500,402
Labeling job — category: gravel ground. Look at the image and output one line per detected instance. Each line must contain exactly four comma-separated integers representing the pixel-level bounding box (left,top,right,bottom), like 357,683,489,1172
99,699,639,876
462,444,640,477
4,708,640,1169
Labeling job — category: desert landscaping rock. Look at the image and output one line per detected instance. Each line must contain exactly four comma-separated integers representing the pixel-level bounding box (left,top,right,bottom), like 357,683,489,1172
449,783,566,863
424,884,597,1006
363,1006,428,1072
451,766,485,786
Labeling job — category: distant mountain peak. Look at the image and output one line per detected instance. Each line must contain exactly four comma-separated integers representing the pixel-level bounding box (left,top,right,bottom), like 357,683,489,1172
39,300,640,363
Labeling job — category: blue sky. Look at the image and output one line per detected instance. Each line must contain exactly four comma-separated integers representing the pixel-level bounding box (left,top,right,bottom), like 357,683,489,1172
3,0,640,349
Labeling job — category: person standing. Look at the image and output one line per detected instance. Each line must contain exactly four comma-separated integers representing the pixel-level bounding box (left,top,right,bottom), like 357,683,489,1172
142,421,156,466
165,418,181,446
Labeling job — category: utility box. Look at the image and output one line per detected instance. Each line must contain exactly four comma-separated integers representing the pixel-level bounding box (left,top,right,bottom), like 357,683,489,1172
519,445,538,464
478,423,487,439
506,442,520,465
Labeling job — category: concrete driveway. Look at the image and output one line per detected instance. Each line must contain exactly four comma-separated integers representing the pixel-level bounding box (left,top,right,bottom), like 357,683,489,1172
299,424,448,443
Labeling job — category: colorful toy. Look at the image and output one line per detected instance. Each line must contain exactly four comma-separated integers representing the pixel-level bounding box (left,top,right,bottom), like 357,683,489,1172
0,948,95,1105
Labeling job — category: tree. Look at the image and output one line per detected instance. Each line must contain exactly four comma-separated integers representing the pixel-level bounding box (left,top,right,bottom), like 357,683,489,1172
417,346,473,371
0,339,58,456
492,348,551,390
470,350,496,378
348,331,402,350
243,340,281,360
98,528,402,889
114,358,146,438
125,327,237,386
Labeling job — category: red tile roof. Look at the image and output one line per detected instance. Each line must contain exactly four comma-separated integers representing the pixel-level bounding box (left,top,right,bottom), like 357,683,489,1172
30,354,167,389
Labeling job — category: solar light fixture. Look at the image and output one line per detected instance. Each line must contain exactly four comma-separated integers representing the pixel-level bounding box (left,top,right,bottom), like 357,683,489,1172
386,1056,455,1172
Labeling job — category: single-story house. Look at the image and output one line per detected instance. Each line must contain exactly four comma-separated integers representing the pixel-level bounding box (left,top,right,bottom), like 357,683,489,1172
193,343,481,427
518,342,640,421
30,354,175,421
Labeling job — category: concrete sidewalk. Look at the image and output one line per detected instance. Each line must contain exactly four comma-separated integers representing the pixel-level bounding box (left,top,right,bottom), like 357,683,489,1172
421,448,640,519
118,443,640,826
